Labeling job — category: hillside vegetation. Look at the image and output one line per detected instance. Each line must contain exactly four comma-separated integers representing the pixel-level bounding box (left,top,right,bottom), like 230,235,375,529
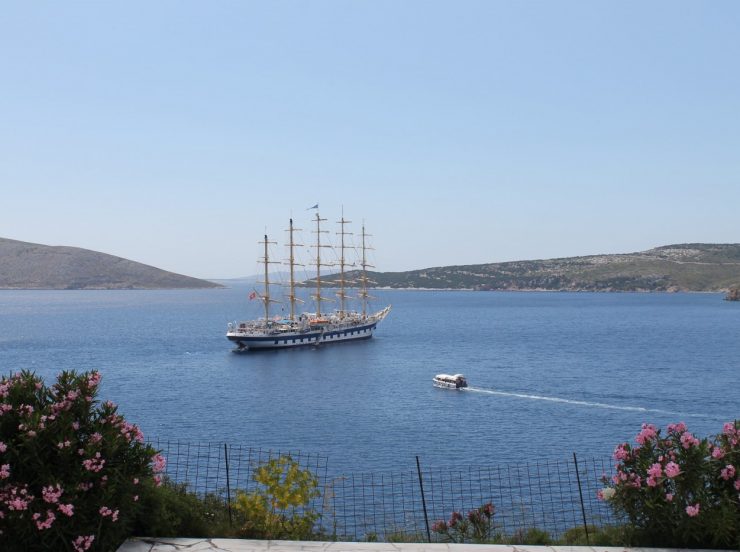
313,243,740,292
0,237,221,290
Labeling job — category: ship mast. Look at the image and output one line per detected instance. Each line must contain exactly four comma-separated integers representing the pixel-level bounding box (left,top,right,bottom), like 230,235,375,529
359,224,375,318
258,234,279,321
284,219,303,321
311,212,332,317
336,210,353,318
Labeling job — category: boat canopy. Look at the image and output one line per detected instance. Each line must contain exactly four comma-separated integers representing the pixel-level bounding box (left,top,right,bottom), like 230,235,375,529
434,373,465,381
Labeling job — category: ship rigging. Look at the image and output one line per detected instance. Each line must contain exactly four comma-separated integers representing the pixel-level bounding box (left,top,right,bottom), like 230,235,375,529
226,210,391,350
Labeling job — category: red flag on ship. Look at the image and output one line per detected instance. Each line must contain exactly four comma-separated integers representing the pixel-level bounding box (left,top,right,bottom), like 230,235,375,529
249,291,257,300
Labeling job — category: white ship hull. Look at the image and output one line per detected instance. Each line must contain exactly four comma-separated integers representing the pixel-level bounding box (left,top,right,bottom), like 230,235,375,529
227,307,390,351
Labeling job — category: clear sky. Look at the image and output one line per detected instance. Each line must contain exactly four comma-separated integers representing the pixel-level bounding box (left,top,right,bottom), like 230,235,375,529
2,1,739,279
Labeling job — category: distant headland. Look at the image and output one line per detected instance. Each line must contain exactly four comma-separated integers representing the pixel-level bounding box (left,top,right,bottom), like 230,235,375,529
312,243,740,292
0,237,221,290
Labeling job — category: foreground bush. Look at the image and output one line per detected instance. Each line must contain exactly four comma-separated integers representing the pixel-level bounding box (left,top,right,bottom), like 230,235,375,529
0,370,163,552
431,502,495,543
600,420,740,548
132,479,236,538
233,455,321,540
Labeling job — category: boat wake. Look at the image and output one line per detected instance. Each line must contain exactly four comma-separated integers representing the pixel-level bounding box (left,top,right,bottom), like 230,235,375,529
464,386,716,419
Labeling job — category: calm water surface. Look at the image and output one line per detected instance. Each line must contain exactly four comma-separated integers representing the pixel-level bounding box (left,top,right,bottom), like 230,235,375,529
1,288,738,474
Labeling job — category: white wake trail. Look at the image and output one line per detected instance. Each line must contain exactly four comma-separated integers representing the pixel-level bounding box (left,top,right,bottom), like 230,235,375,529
464,386,713,418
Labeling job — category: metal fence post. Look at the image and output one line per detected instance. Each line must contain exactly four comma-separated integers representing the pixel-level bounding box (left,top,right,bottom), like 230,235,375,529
415,456,432,543
224,443,233,527
572,452,590,545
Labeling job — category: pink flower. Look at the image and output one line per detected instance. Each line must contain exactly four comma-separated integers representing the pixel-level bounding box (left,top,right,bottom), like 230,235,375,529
87,372,102,388
613,443,630,461
680,431,700,449
82,452,105,473
734,480,740,491
99,506,119,521
431,520,447,532
90,432,102,444
723,422,736,436
685,503,700,517
667,422,687,433
712,446,725,459
646,476,657,487
635,424,658,445
666,493,674,502
648,463,662,479
665,462,681,478
72,421,80,430
72,535,95,552
448,511,462,527
0,464,9,479
133,478,139,485
42,484,63,504
133,494,139,502
151,453,166,473
7,496,30,510
721,464,736,481
58,503,74,516
0,442,6,453
33,509,56,530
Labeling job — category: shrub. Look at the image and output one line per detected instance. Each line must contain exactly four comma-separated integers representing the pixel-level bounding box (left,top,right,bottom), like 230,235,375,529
599,420,740,548
233,455,321,540
431,502,495,543
560,524,631,545
505,527,552,544
132,478,236,538
0,370,163,552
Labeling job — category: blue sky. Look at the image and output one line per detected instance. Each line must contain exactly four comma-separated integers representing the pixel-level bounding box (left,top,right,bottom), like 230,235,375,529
2,1,739,279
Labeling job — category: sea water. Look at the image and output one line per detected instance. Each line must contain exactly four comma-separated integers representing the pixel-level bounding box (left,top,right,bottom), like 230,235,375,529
1,288,737,474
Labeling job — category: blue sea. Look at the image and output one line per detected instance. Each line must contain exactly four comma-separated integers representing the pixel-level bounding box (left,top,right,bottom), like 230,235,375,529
1,288,738,475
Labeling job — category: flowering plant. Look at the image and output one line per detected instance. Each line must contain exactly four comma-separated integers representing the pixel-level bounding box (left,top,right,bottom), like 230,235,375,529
599,420,739,548
233,455,320,540
0,370,164,552
431,502,495,543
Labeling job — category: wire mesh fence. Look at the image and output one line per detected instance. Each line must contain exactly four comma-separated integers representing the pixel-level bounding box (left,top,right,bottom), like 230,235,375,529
150,440,616,541
148,439,330,515
329,455,616,540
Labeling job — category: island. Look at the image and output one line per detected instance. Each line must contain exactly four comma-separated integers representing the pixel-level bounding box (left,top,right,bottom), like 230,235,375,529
0,237,221,290
309,243,740,292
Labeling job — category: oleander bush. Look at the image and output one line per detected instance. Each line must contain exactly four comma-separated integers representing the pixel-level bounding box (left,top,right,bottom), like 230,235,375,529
599,420,740,548
0,370,164,552
431,502,495,543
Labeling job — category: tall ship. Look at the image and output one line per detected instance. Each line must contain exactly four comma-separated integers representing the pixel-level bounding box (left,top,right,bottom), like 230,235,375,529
226,210,391,351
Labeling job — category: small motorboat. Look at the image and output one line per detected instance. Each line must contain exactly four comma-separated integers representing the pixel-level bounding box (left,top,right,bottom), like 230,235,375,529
433,373,468,389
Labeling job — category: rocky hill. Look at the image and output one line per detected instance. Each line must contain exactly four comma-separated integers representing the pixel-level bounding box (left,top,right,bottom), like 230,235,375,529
0,237,221,290
311,244,740,292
